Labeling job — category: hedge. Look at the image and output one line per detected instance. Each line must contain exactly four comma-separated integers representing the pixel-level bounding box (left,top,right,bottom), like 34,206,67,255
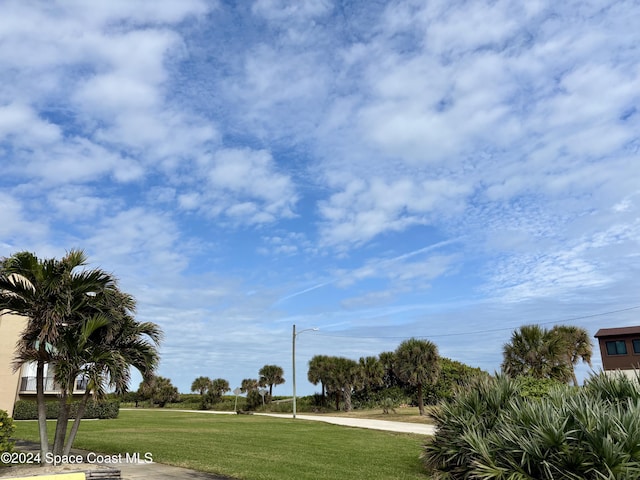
12,400,119,420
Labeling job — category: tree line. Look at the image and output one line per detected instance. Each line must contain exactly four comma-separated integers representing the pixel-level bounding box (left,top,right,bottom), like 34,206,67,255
145,323,594,415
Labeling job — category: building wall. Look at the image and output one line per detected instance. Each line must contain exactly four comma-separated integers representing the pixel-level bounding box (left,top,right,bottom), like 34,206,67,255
0,312,27,416
597,334,640,371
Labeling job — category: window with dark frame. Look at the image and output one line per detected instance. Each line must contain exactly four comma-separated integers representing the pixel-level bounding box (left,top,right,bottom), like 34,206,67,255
606,340,628,355
633,339,640,354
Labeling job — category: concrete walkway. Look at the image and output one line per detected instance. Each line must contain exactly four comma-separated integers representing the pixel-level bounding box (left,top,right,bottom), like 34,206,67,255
255,412,437,435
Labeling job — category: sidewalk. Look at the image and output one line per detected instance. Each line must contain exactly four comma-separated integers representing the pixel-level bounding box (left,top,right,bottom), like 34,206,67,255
255,413,437,435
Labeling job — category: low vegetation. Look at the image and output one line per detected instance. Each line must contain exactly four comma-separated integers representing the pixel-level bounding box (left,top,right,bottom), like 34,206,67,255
423,372,640,479
12,400,120,420
0,409,15,461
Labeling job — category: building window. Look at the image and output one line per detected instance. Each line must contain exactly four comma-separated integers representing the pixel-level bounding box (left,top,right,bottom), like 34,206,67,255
633,339,640,354
606,340,627,355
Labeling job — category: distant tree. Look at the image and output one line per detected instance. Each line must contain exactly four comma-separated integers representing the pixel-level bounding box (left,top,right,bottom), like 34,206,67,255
207,378,230,404
240,378,259,393
323,356,360,412
423,358,488,404
308,355,332,406
359,356,384,393
191,376,212,409
394,338,440,415
379,351,401,388
502,325,572,383
139,376,179,407
551,325,593,386
259,365,285,397
191,376,212,396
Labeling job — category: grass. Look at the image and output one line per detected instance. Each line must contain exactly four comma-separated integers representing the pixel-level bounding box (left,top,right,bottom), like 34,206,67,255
13,410,429,480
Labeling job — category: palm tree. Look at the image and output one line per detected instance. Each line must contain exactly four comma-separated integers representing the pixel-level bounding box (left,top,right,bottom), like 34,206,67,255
0,250,114,463
191,376,212,396
379,351,401,388
258,365,285,397
240,378,259,393
308,355,331,406
320,356,360,411
551,325,593,386
209,378,230,403
359,356,384,393
394,338,440,415
335,357,360,412
62,311,160,455
502,325,572,383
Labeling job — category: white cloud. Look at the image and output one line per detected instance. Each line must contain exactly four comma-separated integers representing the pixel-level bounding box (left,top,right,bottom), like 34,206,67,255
197,148,298,224
319,176,471,247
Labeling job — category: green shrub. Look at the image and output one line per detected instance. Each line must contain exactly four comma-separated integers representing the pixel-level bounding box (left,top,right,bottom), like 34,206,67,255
12,400,119,420
0,409,15,462
423,372,640,479
516,375,565,398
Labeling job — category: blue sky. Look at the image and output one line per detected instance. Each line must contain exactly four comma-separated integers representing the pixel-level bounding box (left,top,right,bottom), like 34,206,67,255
1,0,639,396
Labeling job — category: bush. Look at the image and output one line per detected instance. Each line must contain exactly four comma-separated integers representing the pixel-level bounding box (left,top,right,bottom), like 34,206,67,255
12,400,120,420
516,375,565,398
423,373,640,479
0,409,15,461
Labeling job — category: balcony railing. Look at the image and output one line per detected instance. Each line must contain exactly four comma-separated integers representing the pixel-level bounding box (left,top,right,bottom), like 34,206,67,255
19,376,88,393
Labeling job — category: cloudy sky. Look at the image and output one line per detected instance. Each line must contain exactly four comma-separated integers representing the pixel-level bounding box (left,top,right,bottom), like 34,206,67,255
1,0,639,395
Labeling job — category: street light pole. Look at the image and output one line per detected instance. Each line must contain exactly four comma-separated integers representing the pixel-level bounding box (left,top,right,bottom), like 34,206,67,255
292,324,318,419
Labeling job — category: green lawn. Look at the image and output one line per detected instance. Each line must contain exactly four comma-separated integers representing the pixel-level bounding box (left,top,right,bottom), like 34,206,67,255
13,410,429,480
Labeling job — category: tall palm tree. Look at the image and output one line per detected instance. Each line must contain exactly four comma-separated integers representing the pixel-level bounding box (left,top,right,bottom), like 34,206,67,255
258,364,285,397
394,338,440,415
52,287,138,455
551,325,593,386
502,325,572,383
0,250,114,463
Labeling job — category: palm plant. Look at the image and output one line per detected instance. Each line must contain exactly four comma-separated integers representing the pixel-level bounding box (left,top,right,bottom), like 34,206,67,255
551,325,593,386
62,311,160,455
0,250,114,463
502,324,572,383
240,378,259,393
394,338,440,415
258,364,285,397
359,355,384,393
191,376,212,409
308,355,331,406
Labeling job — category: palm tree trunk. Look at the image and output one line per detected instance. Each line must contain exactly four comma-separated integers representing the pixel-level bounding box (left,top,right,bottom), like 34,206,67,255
63,390,91,456
343,385,352,412
417,383,425,416
36,358,50,465
53,376,72,456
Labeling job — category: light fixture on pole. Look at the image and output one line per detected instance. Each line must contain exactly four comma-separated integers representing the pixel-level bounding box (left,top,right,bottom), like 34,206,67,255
292,324,319,419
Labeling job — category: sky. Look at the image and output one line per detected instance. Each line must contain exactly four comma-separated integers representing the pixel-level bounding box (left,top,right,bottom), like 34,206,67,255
1,0,639,396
